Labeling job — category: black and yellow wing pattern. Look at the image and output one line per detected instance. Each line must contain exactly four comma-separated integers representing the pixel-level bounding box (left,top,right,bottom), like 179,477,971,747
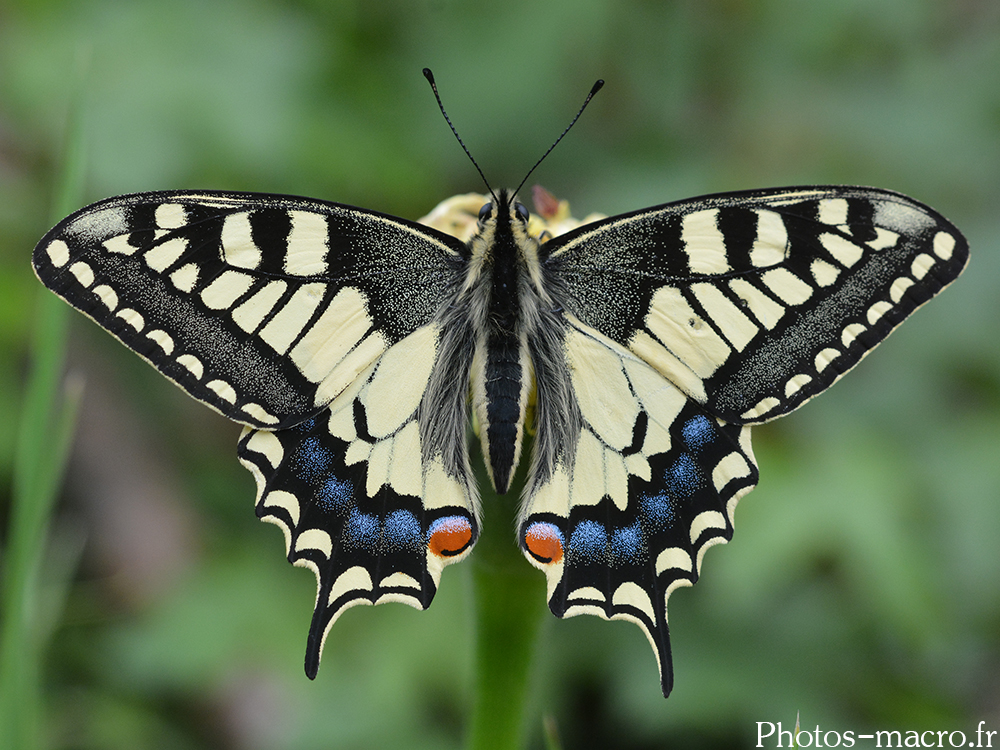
33,183,967,696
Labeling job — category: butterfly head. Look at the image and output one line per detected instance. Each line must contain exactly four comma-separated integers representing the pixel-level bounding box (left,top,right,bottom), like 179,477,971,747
475,189,530,234
467,188,541,270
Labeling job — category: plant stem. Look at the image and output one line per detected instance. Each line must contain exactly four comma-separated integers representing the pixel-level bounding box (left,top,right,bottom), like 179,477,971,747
466,448,548,750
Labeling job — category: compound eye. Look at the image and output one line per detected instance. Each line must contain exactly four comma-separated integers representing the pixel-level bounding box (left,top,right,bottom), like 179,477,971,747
478,202,493,222
515,203,530,223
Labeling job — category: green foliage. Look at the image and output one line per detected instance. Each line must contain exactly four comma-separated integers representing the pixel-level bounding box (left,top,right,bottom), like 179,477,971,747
1,93,84,749
1,0,998,747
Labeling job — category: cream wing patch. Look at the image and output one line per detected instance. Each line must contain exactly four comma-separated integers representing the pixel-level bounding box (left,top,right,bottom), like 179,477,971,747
541,319,693,517
312,323,442,500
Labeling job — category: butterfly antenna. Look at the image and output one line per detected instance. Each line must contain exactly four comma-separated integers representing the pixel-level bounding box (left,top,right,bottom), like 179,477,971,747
423,68,498,204
514,78,604,196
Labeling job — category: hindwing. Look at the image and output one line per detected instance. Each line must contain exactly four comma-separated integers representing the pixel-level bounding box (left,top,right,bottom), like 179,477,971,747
237,324,478,678
520,317,757,695
543,186,969,423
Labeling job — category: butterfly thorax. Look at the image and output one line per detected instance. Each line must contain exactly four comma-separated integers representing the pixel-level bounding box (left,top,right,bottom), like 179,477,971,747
464,189,545,494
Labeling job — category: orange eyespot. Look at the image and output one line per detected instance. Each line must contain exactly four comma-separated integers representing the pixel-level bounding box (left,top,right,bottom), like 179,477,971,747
428,516,473,557
524,522,564,564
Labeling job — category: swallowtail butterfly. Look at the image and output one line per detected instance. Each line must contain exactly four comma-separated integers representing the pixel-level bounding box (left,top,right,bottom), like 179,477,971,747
32,73,968,697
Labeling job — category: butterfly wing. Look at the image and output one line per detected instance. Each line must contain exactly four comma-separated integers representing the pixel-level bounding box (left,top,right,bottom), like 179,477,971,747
543,186,969,423
521,316,757,696
524,186,967,695
237,321,477,678
32,190,468,428
33,190,478,677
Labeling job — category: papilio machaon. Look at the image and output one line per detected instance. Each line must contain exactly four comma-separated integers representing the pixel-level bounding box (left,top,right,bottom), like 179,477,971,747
32,74,968,697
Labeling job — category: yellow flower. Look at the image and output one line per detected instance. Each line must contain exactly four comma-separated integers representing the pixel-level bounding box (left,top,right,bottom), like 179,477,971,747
419,186,605,242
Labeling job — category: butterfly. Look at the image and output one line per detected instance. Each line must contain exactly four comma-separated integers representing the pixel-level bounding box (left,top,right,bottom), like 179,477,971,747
32,72,968,697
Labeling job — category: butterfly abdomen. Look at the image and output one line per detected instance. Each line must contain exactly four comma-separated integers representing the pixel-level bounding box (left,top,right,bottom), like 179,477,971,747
482,336,526,493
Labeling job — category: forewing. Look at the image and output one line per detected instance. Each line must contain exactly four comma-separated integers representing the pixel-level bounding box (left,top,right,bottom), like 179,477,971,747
520,317,758,697
32,190,466,429
543,186,968,423
237,323,478,678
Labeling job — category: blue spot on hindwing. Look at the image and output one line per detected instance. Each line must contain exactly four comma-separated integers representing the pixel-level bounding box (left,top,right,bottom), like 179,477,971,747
681,415,715,451
610,523,643,567
339,508,424,554
638,450,705,533
568,520,608,564
316,475,355,514
666,453,702,496
640,490,675,530
286,432,356,515
342,510,379,550
291,435,335,485
383,510,422,552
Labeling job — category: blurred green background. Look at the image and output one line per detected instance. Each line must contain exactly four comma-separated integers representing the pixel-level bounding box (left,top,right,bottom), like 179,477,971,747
2,0,999,748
